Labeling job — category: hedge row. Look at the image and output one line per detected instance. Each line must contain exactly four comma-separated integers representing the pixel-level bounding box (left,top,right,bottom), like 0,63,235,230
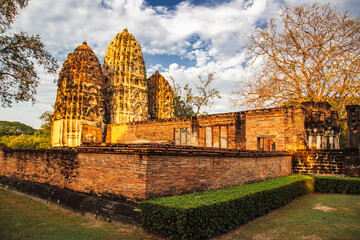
140,175,314,239
315,176,360,194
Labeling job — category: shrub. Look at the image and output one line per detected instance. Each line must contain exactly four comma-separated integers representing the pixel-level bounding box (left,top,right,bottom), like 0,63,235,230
0,134,51,149
315,176,360,194
140,175,314,240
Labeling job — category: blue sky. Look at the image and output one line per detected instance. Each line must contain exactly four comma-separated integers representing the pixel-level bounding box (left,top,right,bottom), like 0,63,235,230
1,0,359,128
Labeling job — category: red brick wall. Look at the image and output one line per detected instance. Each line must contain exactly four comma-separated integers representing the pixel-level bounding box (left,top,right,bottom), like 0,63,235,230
106,118,191,144
245,107,305,151
107,113,238,148
0,146,292,202
105,108,308,151
145,154,292,199
68,153,147,200
0,148,147,201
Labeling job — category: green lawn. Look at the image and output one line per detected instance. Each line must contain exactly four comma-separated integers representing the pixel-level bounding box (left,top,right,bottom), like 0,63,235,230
0,188,359,240
216,193,360,240
0,188,160,240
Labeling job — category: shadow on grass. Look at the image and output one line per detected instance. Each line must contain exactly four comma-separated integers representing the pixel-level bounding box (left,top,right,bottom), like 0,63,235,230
0,189,359,240
0,188,161,240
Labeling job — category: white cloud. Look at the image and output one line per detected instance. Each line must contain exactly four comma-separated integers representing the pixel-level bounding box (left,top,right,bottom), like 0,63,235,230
1,0,358,128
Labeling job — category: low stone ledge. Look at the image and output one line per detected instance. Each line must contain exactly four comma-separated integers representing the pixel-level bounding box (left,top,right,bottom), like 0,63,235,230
77,143,291,158
0,175,141,225
2,143,290,158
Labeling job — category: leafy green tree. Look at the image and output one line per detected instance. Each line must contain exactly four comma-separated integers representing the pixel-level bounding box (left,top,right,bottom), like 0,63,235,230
0,120,35,135
36,110,52,136
0,0,59,107
0,110,52,149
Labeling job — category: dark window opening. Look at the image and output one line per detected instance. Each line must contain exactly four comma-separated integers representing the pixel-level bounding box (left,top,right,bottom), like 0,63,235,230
257,136,276,151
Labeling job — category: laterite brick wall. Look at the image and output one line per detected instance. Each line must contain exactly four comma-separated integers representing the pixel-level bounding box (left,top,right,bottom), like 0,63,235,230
292,149,360,177
107,107,307,151
0,145,292,202
245,107,305,151
145,153,292,199
0,147,147,201
292,150,344,175
106,113,239,148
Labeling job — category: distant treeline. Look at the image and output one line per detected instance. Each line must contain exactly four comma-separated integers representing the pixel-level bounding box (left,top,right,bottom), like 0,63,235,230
0,120,51,149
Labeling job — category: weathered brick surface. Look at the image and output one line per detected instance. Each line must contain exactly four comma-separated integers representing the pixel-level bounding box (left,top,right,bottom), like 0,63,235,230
347,105,360,151
107,113,237,148
145,154,292,199
0,149,78,188
0,145,292,202
245,107,305,151
293,150,344,175
292,149,360,177
68,153,148,201
106,107,310,151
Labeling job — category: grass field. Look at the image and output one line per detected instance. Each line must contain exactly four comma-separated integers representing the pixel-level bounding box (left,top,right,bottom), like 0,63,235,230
216,193,360,240
0,188,359,240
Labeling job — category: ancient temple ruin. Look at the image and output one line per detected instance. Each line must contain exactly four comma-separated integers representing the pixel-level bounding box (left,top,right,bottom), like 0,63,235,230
51,42,105,147
102,29,148,124
52,29,175,147
147,71,174,119
51,29,345,151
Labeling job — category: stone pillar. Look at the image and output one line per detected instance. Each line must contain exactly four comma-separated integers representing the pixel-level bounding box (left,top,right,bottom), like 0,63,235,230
347,105,360,151
317,134,322,149
180,128,187,145
329,133,334,149
205,127,212,147
220,126,228,148
335,133,340,149
308,134,313,149
175,129,180,145
190,128,199,146
186,128,192,146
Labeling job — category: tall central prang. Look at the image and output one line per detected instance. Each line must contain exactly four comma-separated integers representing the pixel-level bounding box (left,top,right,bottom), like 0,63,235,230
102,29,148,124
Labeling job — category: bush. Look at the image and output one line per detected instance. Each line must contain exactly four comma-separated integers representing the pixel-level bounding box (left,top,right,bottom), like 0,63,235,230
315,176,360,194
0,134,51,149
140,175,314,240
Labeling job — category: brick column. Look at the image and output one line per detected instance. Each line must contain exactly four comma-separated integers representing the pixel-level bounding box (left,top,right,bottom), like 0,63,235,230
346,105,360,151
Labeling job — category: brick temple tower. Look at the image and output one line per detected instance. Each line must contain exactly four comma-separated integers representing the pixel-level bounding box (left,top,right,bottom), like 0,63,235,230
102,29,148,124
347,105,360,151
147,71,174,119
51,42,105,147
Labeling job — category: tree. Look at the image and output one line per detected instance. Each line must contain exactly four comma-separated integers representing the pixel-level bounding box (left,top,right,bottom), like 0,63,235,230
0,120,35,135
184,73,221,115
0,0,58,107
234,3,360,115
37,110,52,135
0,111,52,149
171,73,221,117
170,77,195,117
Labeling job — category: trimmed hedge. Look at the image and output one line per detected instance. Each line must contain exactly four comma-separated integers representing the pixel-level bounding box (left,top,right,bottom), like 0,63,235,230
140,175,314,239
315,176,360,194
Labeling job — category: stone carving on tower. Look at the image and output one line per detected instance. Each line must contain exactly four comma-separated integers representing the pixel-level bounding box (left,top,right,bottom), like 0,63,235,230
147,71,174,119
102,29,148,124
51,42,105,147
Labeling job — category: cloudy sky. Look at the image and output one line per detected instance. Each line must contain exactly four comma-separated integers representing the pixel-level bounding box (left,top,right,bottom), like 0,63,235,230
1,0,359,128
